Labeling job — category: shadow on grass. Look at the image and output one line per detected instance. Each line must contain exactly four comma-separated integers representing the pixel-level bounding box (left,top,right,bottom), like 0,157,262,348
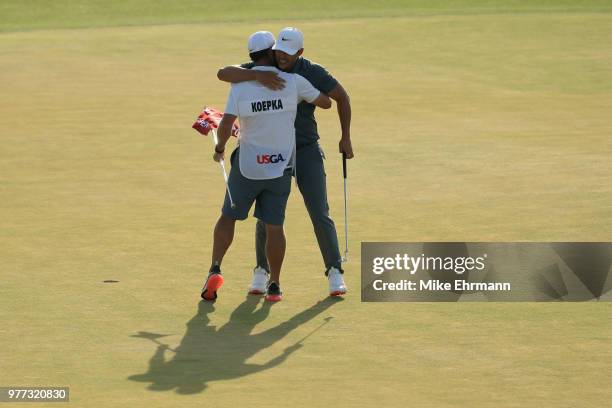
128,296,342,394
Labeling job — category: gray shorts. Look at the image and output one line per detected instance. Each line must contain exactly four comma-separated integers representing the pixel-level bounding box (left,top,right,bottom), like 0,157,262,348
222,148,292,226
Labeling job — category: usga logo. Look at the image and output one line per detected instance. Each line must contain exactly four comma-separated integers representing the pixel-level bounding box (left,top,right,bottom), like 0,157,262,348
257,154,285,164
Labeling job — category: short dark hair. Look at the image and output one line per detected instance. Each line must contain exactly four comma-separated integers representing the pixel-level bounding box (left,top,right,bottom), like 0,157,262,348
249,48,271,62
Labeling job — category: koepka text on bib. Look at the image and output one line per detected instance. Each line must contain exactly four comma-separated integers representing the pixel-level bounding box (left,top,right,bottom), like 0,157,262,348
251,99,284,113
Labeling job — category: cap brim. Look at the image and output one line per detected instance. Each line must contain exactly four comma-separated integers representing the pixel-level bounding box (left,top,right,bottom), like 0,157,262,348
272,42,299,56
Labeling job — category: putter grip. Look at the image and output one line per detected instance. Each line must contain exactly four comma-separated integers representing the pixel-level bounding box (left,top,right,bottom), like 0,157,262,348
342,152,347,179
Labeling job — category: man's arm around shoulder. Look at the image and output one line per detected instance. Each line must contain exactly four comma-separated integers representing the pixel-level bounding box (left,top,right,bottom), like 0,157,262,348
217,65,286,90
295,73,332,109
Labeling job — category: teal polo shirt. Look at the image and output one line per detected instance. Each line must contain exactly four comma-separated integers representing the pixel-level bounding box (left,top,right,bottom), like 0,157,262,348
241,57,338,148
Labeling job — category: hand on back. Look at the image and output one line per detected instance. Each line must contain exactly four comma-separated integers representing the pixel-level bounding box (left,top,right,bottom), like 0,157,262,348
255,71,286,90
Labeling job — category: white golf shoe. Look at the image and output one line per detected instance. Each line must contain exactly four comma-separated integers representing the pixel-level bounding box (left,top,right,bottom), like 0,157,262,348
327,267,347,296
249,266,269,295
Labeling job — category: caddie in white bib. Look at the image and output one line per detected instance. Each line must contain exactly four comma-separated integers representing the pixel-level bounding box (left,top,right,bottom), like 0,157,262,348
224,65,321,180
237,91,297,180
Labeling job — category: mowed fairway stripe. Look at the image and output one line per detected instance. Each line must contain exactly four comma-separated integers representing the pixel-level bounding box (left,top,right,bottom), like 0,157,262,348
1,10,611,408
1,0,612,32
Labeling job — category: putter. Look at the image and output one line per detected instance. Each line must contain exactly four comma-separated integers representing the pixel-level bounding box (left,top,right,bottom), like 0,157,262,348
341,152,349,262
212,129,236,209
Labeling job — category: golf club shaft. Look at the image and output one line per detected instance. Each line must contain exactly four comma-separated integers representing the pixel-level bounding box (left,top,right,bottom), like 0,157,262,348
297,318,331,344
342,153,349,262
212,130,235,207
220,160,235,206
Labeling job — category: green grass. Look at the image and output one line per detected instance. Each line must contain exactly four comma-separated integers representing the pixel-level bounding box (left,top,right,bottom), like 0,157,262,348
1,1,612,407
1,0,612,31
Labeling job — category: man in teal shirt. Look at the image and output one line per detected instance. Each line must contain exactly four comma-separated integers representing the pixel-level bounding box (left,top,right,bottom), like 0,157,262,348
217,27,354,296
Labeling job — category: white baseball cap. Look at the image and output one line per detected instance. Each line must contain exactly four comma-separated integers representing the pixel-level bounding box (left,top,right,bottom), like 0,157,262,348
248,31,275,53
272,27,304,56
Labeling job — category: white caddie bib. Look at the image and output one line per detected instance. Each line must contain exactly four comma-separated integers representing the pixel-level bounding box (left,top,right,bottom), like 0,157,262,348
234,76,298,180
